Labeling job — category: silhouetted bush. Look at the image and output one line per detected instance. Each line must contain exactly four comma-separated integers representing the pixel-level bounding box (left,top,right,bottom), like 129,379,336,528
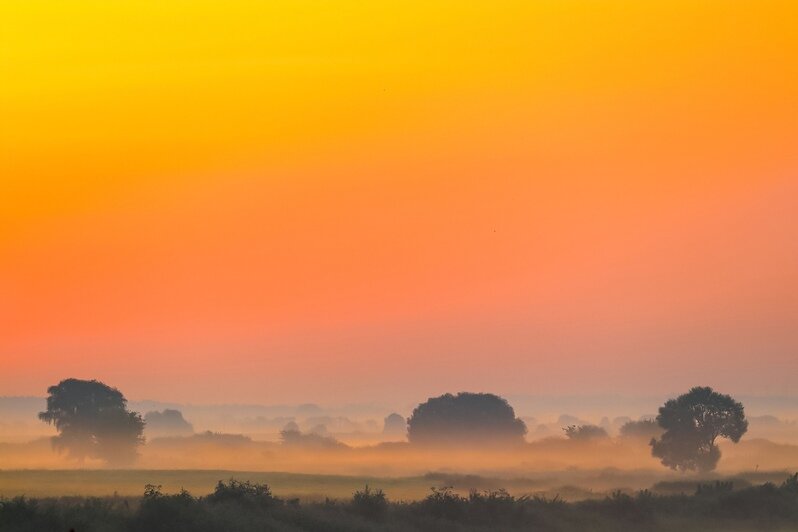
350,485,388,520
205,479,280,508
781,472,798,493
598,490,654,523
133,484,202,532
0,495,130,532
466,489,527,525
418,486,466,521
695,480,734,496
5,474,798,531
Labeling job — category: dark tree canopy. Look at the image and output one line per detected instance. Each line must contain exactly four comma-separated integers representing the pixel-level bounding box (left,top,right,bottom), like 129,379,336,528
38,378,145,465
650,386,748,472
407,392,527,446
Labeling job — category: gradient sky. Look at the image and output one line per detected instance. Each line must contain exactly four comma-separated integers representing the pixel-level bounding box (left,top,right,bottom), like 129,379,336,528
1,1,797,404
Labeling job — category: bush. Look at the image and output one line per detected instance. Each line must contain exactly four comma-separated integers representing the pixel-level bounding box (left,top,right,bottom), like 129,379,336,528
418,486,467,521
5,473,798,531
133,485,202,532
205,479,280,508
695,481,734,496
781,473,798,493
350,485,388,520
467,489,525,524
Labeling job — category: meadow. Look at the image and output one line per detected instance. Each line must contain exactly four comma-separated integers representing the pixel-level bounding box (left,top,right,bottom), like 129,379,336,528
0,468,794,502
4,390,798,529
4,474,798,531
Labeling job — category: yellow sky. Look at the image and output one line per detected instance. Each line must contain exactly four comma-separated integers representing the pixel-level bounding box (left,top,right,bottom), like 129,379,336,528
1,1,797,403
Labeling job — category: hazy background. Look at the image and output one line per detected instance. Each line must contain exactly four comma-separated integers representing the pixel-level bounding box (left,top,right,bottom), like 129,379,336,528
4,394,798,445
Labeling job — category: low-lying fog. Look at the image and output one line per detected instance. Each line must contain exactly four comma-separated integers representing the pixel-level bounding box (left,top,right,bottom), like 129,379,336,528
3,395,798,482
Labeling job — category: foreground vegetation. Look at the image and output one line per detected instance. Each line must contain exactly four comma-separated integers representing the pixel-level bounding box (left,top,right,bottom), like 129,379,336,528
3,474,798,531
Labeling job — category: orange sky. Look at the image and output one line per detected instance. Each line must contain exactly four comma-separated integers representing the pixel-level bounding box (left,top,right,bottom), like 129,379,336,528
1,1,797,404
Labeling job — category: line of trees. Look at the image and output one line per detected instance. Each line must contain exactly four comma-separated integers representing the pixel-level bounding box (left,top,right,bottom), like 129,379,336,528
37,379,748,472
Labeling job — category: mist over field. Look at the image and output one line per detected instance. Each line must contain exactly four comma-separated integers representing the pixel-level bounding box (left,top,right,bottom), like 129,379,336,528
4,387,798,531
3,391,798,497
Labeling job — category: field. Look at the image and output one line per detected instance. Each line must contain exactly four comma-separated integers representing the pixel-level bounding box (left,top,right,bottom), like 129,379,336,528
0,470,431,501
1,468,795,501
3,473,798,531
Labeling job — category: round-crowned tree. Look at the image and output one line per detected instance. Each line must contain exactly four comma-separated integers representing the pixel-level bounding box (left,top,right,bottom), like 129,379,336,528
650,386,747,472
39,378,145,465
407,392,527,446
143,409,194,438
383,413,407,439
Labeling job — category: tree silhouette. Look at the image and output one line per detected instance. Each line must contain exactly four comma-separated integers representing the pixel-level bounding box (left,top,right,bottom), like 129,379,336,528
144,409,194,438
619,419,662,440
650,386,748,472
563,424,608,441
407,392,526,446
382,413,407,439
279,427,347,449
38,378,145,465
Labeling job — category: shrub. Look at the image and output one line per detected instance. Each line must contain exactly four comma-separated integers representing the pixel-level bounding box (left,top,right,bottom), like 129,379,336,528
418,486,466,520
133,485,202,532
695,481,734,496
350,485,388,520
467,489,524,524
781,473,798,493
205,479,280,508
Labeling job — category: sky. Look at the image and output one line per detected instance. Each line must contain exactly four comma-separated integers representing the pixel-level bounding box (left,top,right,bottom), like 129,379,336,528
1,1,797,405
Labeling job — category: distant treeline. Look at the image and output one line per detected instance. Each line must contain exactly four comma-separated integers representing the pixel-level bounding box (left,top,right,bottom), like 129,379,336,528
3,474,798,531
38,379,751,473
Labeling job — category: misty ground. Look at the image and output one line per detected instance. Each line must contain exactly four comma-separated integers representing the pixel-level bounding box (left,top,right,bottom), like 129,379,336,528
3,396,798,531
3,395,798,499
3,433,798,510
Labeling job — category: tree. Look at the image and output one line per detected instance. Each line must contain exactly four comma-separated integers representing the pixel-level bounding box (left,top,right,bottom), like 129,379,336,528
382,413,407,439
407,392,527,446
619,419,662,440
282,420,300,433
280,427,347,449
38,378,145,465
650,386,748,472
563,424,608,441
144,409,194,438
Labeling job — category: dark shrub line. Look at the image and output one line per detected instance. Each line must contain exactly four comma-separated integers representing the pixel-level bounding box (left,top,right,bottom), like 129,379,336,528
4,475,798,531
